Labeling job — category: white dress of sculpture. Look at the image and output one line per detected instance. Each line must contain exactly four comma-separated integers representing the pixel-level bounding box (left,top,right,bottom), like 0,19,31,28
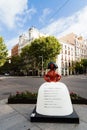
36,82,73,116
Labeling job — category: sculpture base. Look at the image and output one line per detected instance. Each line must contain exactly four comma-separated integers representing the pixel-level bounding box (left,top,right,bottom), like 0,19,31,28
30,107,79,123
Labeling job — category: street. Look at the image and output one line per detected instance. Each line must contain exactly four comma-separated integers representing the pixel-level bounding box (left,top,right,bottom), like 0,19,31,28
0,75,87,99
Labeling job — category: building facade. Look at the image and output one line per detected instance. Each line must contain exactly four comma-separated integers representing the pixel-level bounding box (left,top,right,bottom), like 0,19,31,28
11,44,19,57
56,41,75,75
11,27,87,76
56,33,87,75
75,36,87,61
18,26,48,54
18,34,29,54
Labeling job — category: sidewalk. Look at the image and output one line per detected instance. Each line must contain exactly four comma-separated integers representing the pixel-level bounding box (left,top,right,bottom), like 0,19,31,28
0,99,87,130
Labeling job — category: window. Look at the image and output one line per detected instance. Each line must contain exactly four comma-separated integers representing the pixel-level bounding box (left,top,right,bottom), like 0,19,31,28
65,50,67,54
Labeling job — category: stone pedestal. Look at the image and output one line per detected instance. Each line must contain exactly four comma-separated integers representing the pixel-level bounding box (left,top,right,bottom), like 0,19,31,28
30,82,79,123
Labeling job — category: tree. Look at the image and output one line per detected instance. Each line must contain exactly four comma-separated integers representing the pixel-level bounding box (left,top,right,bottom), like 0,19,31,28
21,45,34,75
21,36,61,74
10,55,23,75
75,61,83,74
81,59,87,74
0,37,8,66
0,59,11,74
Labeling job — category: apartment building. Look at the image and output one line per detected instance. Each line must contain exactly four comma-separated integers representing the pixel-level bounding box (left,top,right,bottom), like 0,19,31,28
75,36,87,61
56,40,75,75
18,26,48,54
11,44,19,57
56,33,87,75
11,27,87,75
18,34,29,54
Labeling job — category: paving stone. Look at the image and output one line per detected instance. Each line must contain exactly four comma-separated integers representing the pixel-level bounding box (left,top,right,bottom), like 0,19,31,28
0,100,87,130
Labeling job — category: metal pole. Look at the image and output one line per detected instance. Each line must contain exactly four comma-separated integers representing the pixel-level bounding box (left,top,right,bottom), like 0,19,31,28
41,55,43,76
39,56,43,76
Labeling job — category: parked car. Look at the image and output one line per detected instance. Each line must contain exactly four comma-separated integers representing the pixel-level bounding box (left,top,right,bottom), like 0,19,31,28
4,73,9,76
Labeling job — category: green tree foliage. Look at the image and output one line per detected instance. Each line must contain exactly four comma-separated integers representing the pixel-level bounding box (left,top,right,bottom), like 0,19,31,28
81,59,87,67
21,45,34,74
21,36,61,69
74,59,87,74
10,55,23,75
75,61,83,74
0,55,24,75
0,37,8,66
0,60,10,74
81,59,87,73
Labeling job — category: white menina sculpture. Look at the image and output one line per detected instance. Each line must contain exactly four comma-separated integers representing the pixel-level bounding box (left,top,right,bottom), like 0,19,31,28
36,82,73,116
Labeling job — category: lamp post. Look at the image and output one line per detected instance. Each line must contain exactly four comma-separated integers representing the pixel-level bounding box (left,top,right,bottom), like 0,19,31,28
39,55,43,76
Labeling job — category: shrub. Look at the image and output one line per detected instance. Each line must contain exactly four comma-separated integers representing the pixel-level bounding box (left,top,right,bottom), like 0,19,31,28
70,92,81,100
8,91,37,100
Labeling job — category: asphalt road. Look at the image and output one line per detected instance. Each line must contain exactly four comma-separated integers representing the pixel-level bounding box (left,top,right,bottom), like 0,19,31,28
0,75,87,99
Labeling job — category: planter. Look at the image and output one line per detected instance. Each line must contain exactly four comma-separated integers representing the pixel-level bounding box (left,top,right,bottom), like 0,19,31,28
71,99,87,104
8,98,37,104
8,98,87,104
7,91,87,104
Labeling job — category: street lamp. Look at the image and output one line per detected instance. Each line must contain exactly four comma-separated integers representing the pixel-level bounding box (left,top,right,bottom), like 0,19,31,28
39,55,43,76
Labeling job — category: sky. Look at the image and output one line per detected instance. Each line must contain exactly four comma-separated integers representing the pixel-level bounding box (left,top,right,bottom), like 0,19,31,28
0,0,87,50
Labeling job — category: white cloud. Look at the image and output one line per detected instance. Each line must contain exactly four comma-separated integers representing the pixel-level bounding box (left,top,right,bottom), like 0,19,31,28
0,0,36,29
5,5,87,50
39,8,51,24
25,7,37,20
41,6,87,38
6,29,29,50
16,7,36,28
6,37,19,50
